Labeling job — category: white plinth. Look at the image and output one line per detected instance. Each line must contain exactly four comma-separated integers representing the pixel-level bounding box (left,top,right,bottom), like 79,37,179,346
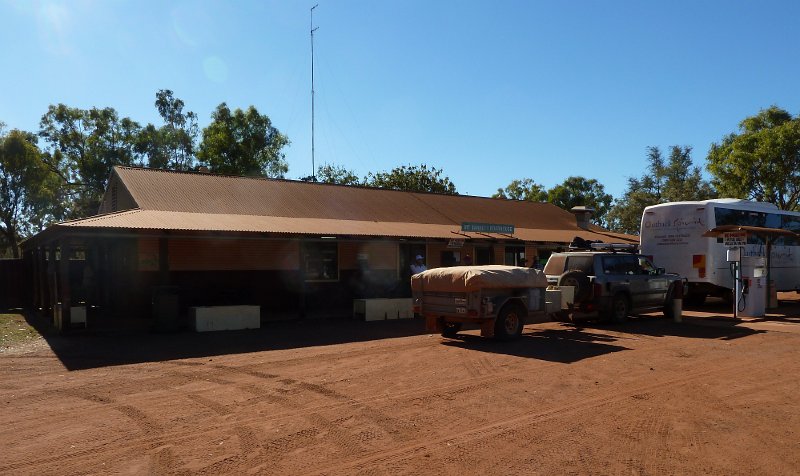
354,298,413,321
191,305,261,332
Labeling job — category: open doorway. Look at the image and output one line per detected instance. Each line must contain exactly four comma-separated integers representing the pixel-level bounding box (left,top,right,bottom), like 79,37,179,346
474,246,493,265
399,243,426,295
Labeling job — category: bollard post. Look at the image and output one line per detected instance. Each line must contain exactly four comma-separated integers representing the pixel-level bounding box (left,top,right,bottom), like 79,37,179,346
672,280,684,323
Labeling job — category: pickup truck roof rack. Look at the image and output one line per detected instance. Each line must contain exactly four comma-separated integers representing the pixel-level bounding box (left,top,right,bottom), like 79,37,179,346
588,242,638,252
567,237,638,252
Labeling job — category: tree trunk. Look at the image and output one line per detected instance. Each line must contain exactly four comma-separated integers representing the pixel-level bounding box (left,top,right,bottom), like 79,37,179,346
1,221,19,258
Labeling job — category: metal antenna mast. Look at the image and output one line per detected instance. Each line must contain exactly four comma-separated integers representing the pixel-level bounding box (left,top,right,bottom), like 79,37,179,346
310,4,319,181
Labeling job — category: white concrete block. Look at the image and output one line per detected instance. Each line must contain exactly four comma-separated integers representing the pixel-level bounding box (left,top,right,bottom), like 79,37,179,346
354,299,414,321
191,305,260,332
354,299,392,321
71,306,87,325
394,299,413,319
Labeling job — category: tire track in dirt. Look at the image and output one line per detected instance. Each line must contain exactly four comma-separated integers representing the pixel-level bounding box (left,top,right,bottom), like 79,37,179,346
171,363,373,474
2,353,526,474
1,326,777,474
181,346,751,474
11,328,695,462
309,353,780,475
615,392,675,475
185,337,439,372
0,388,179,474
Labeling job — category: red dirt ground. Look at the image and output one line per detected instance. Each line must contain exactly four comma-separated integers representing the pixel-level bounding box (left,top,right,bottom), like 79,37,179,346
2,297,800,475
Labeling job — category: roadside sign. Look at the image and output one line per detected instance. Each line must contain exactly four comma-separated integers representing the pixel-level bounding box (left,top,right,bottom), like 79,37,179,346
723,231,747,247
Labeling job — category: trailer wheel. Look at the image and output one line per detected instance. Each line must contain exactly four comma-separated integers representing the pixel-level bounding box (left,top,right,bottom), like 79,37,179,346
441,321,462,338
494,304,525,341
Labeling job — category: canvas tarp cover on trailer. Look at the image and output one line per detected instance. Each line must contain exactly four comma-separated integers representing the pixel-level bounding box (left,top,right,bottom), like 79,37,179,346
411,265,548,293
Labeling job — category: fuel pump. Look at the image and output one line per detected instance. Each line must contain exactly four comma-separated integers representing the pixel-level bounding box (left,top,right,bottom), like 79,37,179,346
727,247,743,318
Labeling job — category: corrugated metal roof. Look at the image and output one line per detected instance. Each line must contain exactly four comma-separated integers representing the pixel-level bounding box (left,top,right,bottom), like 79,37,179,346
113,167,588,230
26,167,637,245
56,208,631,243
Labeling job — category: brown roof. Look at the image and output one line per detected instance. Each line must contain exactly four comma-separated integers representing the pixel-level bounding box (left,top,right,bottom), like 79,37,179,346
112,167,601,227
55,208,628,243
30,167,637,245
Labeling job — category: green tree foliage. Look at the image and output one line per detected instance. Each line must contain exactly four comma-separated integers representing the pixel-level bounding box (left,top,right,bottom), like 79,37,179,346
365,164,457,194
0,128,63,257
492,178,547,201
138,89,198,171
313,163,361,185
607,146,716,234
547,176,613,226
197,103,289,177
707,106,800,210
38,104,142,217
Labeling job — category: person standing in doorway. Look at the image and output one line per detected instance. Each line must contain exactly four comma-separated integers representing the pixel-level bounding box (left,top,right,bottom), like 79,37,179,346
410,255,427,275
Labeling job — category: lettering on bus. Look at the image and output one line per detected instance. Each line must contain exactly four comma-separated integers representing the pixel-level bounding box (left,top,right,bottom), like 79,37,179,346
644,215,705,246
742,244,795,263
643,216,705,231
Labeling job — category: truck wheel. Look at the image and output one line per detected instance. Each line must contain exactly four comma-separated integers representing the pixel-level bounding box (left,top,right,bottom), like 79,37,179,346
558,270,591,302
494,304,525,341
441,322,462,338
608,294,630,324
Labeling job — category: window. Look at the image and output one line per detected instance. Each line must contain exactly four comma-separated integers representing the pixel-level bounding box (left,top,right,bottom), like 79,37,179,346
601,256,624,275
303,241,338,281
440,250,460,267
565,256,593,274
504,246,525,266
475,246,492,265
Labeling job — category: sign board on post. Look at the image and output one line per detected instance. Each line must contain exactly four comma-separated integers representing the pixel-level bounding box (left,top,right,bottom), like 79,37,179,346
723,231,747,247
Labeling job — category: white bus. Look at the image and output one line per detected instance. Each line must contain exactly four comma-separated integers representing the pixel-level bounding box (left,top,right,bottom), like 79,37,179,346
640,199,800,304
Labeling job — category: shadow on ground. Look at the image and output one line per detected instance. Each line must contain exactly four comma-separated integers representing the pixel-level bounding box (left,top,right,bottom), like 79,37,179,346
442,326,630,363
442,315,767,363
18,295,791,371
20,311,430,371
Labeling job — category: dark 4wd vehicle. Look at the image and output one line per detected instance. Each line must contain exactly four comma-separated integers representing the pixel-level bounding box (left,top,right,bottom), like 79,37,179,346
543,243,684,323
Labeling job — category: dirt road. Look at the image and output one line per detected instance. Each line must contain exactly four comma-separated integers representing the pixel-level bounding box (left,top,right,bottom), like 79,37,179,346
2,311,799,475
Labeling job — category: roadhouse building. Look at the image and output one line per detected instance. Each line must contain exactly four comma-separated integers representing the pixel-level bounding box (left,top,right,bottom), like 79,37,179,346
21,167,635,331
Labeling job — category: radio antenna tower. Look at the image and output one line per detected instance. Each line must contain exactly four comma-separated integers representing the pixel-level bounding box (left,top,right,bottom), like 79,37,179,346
310,4,319,181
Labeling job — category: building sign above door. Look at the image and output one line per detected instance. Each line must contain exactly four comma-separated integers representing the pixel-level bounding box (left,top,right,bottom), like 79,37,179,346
461,222,515,234
447,238,465,249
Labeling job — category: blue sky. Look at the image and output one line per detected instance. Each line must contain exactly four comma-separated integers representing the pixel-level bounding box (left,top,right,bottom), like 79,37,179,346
1,0,799,200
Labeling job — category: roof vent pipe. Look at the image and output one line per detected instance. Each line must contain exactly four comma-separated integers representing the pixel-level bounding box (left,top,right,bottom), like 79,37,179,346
570,206,595,230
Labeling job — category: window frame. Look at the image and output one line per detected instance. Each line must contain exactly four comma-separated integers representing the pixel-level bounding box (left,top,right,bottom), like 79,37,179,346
302,240,340,282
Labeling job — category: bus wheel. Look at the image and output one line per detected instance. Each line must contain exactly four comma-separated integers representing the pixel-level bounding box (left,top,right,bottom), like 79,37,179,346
441,322,462,338
684,292,706,306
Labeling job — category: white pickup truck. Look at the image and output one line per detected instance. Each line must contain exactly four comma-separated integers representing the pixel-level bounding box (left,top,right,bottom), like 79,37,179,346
411,265,558,340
